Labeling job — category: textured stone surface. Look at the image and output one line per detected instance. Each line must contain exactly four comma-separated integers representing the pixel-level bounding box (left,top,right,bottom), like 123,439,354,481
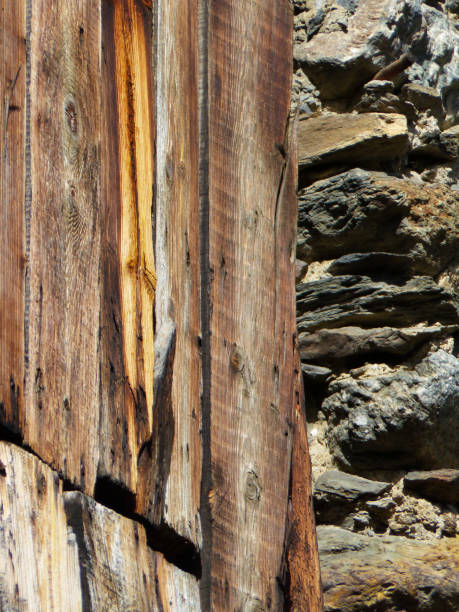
297,113,408,170
314,470,390,523
298,324,458,365
297,169,459,274
296,275,459,332
318,525,459,611
323,350,459,470
404,469,459,505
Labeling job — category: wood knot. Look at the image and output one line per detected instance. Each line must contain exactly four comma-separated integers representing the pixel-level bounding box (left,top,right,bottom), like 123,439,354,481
245,470,261,503
65,101,78,134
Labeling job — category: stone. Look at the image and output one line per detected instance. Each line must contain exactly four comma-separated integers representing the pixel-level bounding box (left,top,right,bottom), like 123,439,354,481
297,113,408,171
401,83,445,123
293,1,423,99
295,259,307,283
318,525,459,611
327,252,413,278
366,497,396,520
322,350,459,470
298,324,458,365
315,470,390,502
314,470,390,523
297,169,459,275
296,275,459,333
404,469,459,505
301,363,332,383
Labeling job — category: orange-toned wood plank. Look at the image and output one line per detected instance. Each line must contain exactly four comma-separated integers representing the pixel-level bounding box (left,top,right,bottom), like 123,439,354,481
136,0,202,545
0,0,26,436
99,0,155,494
25,0,101,491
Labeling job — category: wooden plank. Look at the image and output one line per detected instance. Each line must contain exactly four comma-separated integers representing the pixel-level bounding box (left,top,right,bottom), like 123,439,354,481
0,442,82,611
202,0,303,607
99,0,155,496
0,0,26,436
64,491,201,611
25,0,101,491
136,0,202,545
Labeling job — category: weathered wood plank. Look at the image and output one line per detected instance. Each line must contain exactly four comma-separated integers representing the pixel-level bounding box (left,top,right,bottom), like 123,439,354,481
0,0,26,436
99,0,155,496
203,1,300,607
64,491,201,611
0,442,82,611
137,0,202,544
25,0,101,491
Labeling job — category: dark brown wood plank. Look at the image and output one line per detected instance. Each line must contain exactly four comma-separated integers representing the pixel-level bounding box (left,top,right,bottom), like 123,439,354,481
204,1,305,607
99,0,155,497
0,1,26,436
136,0,202,544
25,0,101,492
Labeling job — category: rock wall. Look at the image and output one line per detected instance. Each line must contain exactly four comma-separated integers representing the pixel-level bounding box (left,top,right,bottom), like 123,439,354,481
293,1,459,610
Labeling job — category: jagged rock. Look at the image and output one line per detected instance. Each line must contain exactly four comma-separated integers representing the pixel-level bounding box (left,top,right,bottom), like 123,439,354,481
301,363,332,383
322,350,459,470
327,252,413,278
297,113,408,171
318,525,459,611
355,80,417,117
297,169,459,275
293,1,423,99
293,0,459,123
298,324,458,365
295,259,308,282
296,275,459,333
401,83,446,123
404,469,459,504
366,497,396,520
314,470,390,523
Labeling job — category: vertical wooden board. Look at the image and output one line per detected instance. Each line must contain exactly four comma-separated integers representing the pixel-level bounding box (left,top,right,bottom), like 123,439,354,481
0,442,82,611
138,0,202,545
64,491,201,611
26,1,101,491
205,0,297,608
0,1,26,435
99,0,155,495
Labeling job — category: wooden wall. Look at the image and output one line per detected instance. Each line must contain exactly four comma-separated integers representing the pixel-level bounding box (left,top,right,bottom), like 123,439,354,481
0,0,321,608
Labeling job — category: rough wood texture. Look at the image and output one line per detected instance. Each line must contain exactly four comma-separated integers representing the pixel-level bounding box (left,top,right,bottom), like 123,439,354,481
287,364,324,610
0,441,201,611
99,0,156,497
0,1,26,436
202,1,307,608
0,442,83,611
26,0,101,491
64,491,200,611
140,0,202,544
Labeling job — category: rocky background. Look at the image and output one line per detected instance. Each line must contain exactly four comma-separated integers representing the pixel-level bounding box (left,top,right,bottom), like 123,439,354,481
292,0,459,610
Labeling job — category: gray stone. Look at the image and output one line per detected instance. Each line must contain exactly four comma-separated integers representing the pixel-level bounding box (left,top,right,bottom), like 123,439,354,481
297,113,408,171
401,83,445,123
404,469,459,504
297,169,459,275
296,275,459,333
322,350,459,470
315,470,390,501
301,363,332,383
327,252,413,278
298,324,458,365
318,525,459,611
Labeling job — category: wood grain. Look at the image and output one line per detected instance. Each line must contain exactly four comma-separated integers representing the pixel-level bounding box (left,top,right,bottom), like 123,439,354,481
203,0,301,607
138,0,202,544
0,0,26,436
0,442,83,611
26,0,101,491
99,0,156,496
64,491,201,611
